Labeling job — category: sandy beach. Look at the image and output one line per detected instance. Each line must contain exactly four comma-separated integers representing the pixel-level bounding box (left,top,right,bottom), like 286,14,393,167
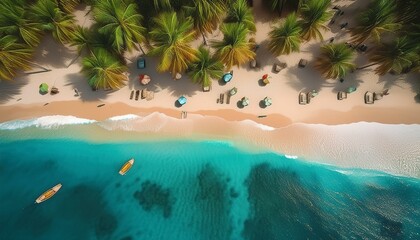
1,0,419,177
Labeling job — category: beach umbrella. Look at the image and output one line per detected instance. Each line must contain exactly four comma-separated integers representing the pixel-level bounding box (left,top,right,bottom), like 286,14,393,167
177,96,187,105
139,74,151,85
39,83,49,94
264,97,272,106
262,74,271,85
222,71,233,83
229,87,238,96
241,97,249,106
347,86,357,93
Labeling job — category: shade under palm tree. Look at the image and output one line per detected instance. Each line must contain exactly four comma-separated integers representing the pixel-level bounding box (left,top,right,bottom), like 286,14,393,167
149,12,198,78
81,48,128,90
211,23,255,70
93,0,146,54
268,13,302,56
298,0,332,41
0,35,33,81
314,43,356,79
188,45,224,88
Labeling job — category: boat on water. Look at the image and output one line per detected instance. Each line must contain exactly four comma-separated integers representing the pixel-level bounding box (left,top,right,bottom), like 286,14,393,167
119,158,134,175
35,183,62,204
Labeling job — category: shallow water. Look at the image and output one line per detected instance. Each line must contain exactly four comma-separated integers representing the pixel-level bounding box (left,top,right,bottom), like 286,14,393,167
0,137,419,240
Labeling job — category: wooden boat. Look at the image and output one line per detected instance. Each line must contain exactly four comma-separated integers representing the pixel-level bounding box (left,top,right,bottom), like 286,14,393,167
119,158,134,175
35,184,62,204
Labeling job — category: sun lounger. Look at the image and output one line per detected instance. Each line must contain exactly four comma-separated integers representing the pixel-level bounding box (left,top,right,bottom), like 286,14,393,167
220,93,225,104
135,90,140,100
298,59,308,68
273,62,287,73
365,91,374,104
130,90,134,100
299,92,308,105
226,94,231,104
337,91,347,100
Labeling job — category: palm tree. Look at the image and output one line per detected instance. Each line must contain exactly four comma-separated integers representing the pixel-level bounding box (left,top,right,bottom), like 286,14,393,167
351,0,400,45
225,0,256,33
56,0,80,13
81,48,128,90
298,0,332,41
211,23,255,70
183,0,226,45
360,37,419,75
148,12,198,78
262,0,300,16
93,0,146,54
268,13,302,56
0,35,34,81
0,1,42,47
188,45,224,88
29,0,76,44
314,43,355,79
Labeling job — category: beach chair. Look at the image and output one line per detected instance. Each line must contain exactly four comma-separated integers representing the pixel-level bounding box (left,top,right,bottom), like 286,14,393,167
203,85,211,92
273,62,287,73
337,91,347,100
364,91,374,104
298,59,308,68
299,92,308,105
130,90,134,100
135,90,140,100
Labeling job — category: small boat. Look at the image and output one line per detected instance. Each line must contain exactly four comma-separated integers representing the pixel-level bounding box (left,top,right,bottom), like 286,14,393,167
119,158,134,175
35,184,62,204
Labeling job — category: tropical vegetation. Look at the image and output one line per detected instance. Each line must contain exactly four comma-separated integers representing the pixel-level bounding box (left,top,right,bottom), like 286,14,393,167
225,0,256,33
268,13,302,55
314,43,355,79
148,12,198,78
81,48,128,90
298,0,332,41
212,23,255,70
0,36,34,81
188,46,224,88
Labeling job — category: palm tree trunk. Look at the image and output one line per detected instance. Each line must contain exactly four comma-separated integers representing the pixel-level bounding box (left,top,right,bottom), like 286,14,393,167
25,62,51,74
357,63,377,70
201,31,207,46
139,44,146,55
67,52,81,68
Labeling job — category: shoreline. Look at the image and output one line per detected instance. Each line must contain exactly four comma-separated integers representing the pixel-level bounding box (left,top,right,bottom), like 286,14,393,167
1,100,419,127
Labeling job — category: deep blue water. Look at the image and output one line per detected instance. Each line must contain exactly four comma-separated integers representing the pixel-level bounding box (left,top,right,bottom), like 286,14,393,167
0,138,419,240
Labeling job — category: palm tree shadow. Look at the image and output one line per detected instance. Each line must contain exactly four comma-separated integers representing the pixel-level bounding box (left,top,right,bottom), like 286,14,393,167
125,55,200,98
285,65,331,93
64,73,109,101
254,40,279,69
0,76,27,104
332,75,364,93
32,35,76,69
376,74,406,90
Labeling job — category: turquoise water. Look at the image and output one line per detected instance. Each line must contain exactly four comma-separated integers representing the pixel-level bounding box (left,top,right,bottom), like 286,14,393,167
0,138,419,240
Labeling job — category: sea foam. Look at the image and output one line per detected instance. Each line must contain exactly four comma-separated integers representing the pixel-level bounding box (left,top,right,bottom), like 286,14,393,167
0,115,96,130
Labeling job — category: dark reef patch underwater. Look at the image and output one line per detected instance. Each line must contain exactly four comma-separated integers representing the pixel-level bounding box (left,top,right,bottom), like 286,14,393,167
0,138,419,240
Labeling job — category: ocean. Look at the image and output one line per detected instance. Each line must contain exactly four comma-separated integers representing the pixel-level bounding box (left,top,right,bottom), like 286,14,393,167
0,116,419,240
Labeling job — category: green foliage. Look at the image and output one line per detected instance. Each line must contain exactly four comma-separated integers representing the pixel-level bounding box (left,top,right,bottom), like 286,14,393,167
262,0,300,15
369,37,419,75
268,13,302,56
0,1,42,47
81,48,128,90
0,35,33,81
225,0,256,33
188,45,224,87
93,0,146,54
314,43,355,79
149,12,198,77
298,0,332,41
183,0,226,36
56,0,81,13
351,0,400,44
211,23,255,70
29,0,76,44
